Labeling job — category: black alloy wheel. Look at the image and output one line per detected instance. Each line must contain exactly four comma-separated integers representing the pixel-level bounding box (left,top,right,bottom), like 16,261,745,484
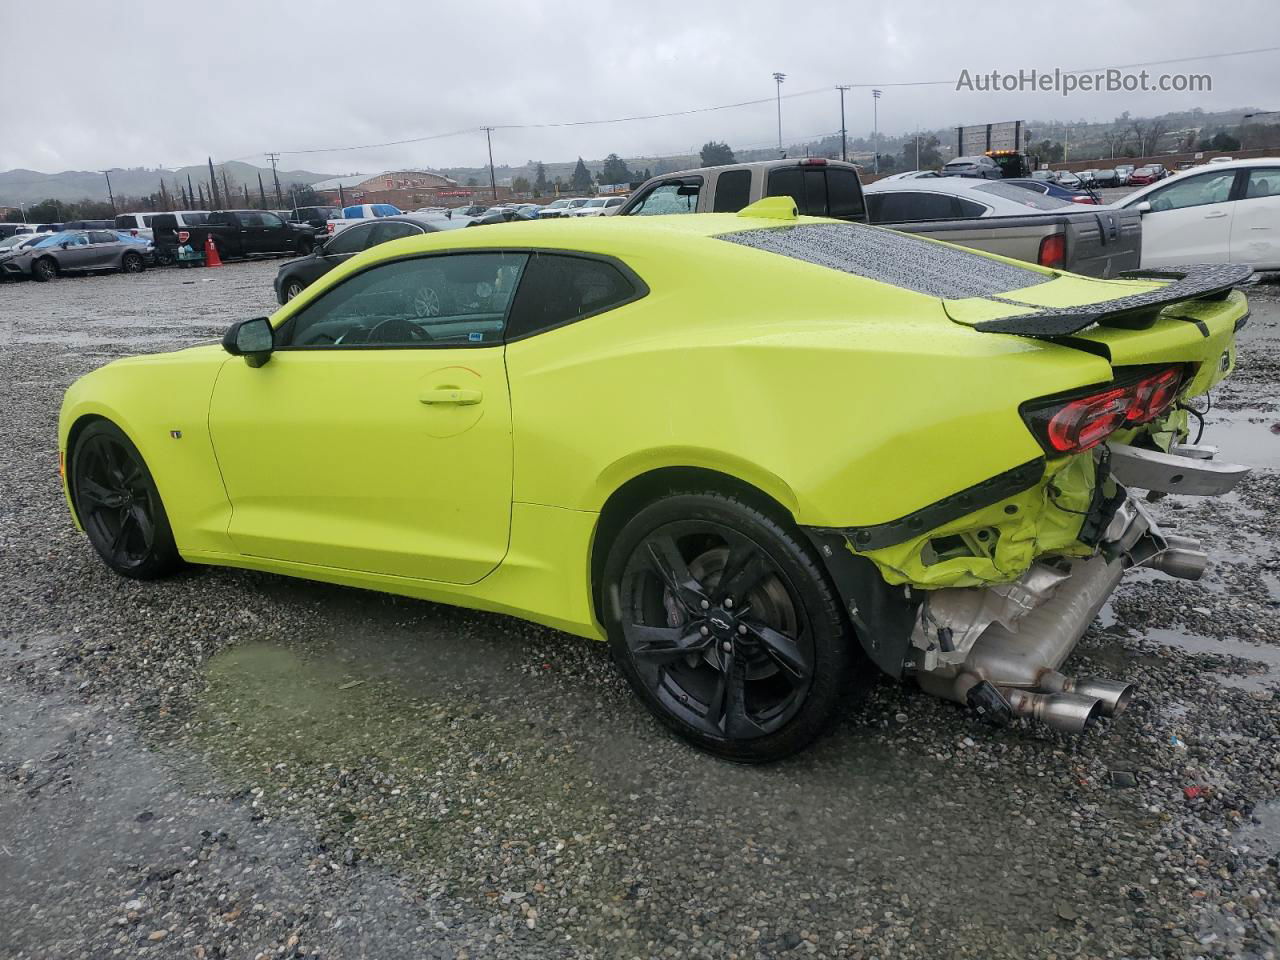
71,421,183,580
32,257,56,281
604,492,854,762
121,252,144,273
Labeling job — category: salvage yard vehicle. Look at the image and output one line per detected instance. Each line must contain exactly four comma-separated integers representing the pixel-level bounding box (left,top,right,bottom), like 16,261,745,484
157,209,316,262
59,201,1251,761
1116,157,1280,270
273,214,467,303
325,203,404,237
2,229,148,280
623,159,1141,277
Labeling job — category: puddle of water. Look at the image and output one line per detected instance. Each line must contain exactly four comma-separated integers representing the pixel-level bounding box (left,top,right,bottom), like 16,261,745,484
1233,800,1280,852
1203,409,1280,470
1142,628,1280,691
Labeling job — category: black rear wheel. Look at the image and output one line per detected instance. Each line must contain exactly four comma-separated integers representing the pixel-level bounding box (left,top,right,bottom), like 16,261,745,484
71,420,183,580
121,251,144,274
32,257,56,282
603,491,854,762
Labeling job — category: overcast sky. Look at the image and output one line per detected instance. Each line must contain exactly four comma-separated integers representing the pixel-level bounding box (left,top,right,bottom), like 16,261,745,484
2,0,1277,174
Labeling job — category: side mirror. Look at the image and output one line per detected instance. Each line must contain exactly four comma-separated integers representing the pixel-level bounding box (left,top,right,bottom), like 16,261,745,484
222,317,275,367
1134,201,1152,214
60,241,71,249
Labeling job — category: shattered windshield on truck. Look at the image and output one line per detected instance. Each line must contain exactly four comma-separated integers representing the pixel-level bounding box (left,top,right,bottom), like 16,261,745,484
720,222,1052,298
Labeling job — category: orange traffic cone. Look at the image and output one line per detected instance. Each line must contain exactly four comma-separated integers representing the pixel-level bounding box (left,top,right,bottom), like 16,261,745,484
204,234,223,268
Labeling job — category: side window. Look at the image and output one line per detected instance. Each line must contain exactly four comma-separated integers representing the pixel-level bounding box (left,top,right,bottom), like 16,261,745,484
1145,171,1237,212
506,253,640,340
953,197,989,218
827,169,865,221
1243,169,1280,199
367,221,424,245
282,253,527,349
628,179,701,215
766,167,804,210
712,170,752,212
802,168,829,215
259,212,285,228
207,212,230,225
88,230,118,244
324,223,376,255
865,191,958,223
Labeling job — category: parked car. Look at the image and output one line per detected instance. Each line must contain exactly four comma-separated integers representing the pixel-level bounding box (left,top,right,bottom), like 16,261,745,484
273,215,468,303
155,210,315,262
1029,170,1057,182
539,198,591,218
0,229,149,281
1116,157,1280,269
325,203,404,237
0,223,38,239
1076,170,1098,187
1091,168,1120,188
145,212,211,264
0,232,47,276
1053,170,1083,189
1114,164,1136,186
60,219,116,230
287,206,339,230
1127,166,1161,186
878,170,941,180
115,212,156,240
941,155,1003,179
448,204,489,218
569,196,626,217
58,204,1250,760
1002,178,1098,205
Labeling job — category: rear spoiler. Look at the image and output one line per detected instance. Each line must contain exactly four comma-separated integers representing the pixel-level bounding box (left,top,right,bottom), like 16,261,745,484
967,263,1253,338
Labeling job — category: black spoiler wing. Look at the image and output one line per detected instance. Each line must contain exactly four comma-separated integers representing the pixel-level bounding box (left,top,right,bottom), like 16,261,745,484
968,263,1253,338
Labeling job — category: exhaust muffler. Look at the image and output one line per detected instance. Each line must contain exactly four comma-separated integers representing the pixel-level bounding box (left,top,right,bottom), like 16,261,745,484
1002,688,1103,733
1142,535,1208,581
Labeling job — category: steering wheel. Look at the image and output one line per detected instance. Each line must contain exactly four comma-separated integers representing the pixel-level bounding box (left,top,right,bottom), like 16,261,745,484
412,286,442,318
367,317,429,344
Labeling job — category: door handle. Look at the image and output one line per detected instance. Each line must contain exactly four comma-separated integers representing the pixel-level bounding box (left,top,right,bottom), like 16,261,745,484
1203,211,1228,219
420,387,482,405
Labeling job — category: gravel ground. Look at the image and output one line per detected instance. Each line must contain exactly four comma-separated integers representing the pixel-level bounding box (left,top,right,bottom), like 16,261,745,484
1,261,1279,960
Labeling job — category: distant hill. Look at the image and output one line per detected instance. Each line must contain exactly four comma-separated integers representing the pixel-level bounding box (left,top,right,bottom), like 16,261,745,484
0,161,336,205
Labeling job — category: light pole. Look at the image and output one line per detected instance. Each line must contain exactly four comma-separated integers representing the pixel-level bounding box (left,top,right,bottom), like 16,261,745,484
836,85,850,162
483,127,498,203
100,169,116,215
772,72,786,155
871,89,882,174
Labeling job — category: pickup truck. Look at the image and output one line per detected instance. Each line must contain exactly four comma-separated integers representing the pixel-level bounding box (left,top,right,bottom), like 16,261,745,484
615,159,1141,278
153,210,316,262
325,203,403,237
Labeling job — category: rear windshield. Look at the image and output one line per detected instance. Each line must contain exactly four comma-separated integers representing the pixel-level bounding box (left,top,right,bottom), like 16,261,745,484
720,222,1051,299
973,182,1073,210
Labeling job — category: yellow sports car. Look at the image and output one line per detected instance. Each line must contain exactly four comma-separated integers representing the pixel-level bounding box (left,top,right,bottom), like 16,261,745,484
59,198,1252,761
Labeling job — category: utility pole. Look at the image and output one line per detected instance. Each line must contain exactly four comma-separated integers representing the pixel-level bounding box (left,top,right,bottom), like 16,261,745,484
871,89,882,174
266,152,284,207
836,85,850,162
482,127,498,203
100,170,116,215
772,72,786,155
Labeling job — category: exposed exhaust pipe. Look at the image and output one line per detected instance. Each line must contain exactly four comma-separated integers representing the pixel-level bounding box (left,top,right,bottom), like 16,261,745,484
1002,688,1103,733
1142,535,1208,581
1038,671,1135,717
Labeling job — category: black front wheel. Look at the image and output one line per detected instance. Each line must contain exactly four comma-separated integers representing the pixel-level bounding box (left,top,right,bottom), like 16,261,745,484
284,279,306,301
121,252,144,274
603,491,855,762
32,258,57,282
71,420,183,580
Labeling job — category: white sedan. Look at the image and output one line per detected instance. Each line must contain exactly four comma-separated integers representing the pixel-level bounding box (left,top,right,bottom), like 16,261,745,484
1116,157,1280,269
568,196,626,217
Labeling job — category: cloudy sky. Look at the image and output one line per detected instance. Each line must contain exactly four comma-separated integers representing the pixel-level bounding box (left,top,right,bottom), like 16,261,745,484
2,0,1277,174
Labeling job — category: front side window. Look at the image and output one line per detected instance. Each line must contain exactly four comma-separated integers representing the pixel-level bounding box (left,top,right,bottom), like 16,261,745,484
1144,171,1237,212
259,212,285,228
506,253,640,340
628,178,702,215
367,221,424,245
281,253,527,349
324,222,377,256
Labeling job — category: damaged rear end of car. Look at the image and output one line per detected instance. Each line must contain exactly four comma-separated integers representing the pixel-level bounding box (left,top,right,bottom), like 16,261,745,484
727,217,1253,733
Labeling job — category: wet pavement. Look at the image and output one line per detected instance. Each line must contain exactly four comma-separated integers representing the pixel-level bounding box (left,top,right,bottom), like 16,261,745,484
1,261,1279,959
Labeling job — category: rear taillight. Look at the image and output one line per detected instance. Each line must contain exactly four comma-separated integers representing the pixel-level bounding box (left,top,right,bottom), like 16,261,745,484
1037,234,1066,269
1021,366,1188,455
1072,195,1098,204
326,223,335,235
177,230,189,244
130,228,139,236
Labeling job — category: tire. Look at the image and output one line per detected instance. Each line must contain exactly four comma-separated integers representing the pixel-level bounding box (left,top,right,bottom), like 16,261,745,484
32,257,57,282
284,279,306,301
602,490,854,762
121,251,144,274
70,420,184,580
155,250,174,267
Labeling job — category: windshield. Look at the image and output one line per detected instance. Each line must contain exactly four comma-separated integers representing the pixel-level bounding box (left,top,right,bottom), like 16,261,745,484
0,234,32,250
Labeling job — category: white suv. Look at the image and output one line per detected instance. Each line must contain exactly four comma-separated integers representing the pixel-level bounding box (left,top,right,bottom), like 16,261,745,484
569,196,626,217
